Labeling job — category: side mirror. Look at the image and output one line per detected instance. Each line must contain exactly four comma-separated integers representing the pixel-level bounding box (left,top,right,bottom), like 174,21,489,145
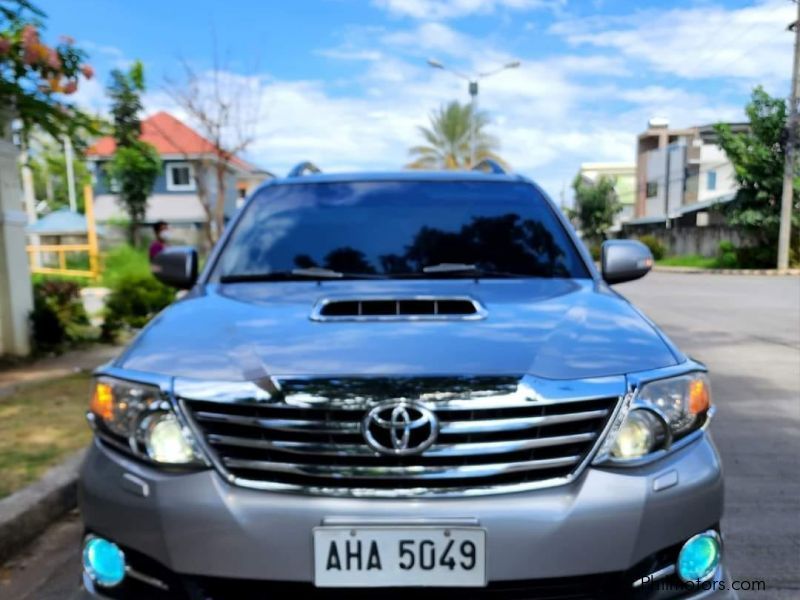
601,240,653,285
151,246,198,289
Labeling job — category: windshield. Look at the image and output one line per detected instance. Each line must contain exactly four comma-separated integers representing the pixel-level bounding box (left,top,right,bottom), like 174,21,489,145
212,180,590,280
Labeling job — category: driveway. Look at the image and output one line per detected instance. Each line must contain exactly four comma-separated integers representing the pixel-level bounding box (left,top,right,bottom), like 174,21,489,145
1,272,798,599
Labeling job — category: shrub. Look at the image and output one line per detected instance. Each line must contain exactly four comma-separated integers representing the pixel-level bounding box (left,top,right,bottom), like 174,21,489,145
716,241,738,269
101,244,152,289
101,273,174,341
735,245,775,269
589,244,602,261
638,235,666,260
30,280,94,352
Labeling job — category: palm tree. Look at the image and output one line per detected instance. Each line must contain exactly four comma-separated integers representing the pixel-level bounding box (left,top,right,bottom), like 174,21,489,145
407,101,508,170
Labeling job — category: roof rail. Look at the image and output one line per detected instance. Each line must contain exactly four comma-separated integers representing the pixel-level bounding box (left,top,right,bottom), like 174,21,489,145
471,159,507,175
287,161,322,177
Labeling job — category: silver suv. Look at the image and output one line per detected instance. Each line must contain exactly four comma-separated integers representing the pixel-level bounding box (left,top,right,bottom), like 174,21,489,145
78,167,733,598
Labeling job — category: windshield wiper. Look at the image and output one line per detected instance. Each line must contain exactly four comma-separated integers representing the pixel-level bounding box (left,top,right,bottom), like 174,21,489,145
220,268,384,283
422,263,480,274
417,263,523,278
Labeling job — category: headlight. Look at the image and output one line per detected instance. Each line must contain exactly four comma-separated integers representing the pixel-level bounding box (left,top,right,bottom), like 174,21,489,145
611,409,669,459
89,377,203,466
598,372,712,463
141,412,197,464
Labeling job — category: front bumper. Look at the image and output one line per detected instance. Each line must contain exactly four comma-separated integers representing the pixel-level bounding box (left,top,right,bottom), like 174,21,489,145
79,433,731,598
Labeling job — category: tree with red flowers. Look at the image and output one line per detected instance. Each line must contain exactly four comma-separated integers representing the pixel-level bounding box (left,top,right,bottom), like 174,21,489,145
0,1,97,141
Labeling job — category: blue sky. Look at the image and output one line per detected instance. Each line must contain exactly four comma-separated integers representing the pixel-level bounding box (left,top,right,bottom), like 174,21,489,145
39,0,794,200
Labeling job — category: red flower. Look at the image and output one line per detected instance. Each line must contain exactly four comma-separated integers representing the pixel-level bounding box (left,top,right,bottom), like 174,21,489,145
47,47,62,70
62,80,78,95
21,25,39,48
80,64,94,79
23,46,39,65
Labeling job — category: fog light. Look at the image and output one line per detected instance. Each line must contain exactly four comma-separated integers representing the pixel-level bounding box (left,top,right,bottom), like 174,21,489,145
677,531,721,583
143,412,196,463
83,536,125,588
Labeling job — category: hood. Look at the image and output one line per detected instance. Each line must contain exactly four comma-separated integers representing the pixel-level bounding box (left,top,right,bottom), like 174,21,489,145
117,279,681,381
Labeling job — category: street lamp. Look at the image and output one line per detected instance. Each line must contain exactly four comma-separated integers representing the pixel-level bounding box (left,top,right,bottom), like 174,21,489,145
427,58,520,166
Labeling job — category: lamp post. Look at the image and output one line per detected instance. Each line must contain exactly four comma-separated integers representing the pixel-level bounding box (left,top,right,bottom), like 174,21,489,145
427,58,520,167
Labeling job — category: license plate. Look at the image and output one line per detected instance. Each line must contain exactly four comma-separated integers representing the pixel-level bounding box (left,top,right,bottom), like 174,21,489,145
313,526,486,587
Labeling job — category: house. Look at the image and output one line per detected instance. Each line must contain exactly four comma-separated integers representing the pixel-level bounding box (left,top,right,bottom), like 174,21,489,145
632,118,747,224
576,162,636,231
623,118,750,257
86,111,272,244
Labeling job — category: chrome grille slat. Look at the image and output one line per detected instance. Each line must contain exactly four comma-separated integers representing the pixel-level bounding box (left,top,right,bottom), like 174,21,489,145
439,409,609,434
207,431,598,458
193,411,361,434
222,455,581,480
181,382,620,495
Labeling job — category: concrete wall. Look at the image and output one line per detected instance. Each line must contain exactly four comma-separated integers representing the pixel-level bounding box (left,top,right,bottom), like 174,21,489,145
623,222,750,257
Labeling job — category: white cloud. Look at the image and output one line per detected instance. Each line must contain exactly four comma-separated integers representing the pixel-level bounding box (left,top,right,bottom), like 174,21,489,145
70,77,107,115
382,22,473,56
374,0,565,20
316,48,384,61
550,0,793,83
75,2,785,203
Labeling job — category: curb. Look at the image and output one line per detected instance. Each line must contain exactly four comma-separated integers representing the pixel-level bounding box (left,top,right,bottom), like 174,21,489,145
653,266,800,276
0,448,86,565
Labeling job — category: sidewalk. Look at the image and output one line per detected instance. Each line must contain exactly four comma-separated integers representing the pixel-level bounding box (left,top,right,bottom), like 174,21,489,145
653,266,800,276
0,345,121,398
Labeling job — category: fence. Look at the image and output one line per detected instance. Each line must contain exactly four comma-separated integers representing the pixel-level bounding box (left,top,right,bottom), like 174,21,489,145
26,184,101,280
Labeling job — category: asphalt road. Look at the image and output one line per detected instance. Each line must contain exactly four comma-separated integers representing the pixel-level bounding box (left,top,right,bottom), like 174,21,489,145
1,272,798,599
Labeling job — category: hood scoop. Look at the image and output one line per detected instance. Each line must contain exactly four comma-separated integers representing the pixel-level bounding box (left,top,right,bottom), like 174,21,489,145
311,297,487,321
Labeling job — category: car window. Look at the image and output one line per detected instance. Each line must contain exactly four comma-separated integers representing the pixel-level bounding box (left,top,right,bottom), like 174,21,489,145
212,180,590,279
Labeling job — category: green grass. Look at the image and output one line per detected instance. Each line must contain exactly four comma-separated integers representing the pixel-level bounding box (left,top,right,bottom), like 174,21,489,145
656,255,720,269
0,373,92,498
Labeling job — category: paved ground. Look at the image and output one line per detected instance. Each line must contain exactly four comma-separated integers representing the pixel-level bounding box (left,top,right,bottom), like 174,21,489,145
0,273,798,599
0,344,120,398
620,273,800,598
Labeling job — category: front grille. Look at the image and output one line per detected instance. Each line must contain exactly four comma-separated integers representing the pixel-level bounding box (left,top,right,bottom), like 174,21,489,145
181,378,619,496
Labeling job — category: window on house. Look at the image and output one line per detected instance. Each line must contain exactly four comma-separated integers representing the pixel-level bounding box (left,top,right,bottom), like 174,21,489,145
166,162,196,192
646,181,658,198
706,170,717,191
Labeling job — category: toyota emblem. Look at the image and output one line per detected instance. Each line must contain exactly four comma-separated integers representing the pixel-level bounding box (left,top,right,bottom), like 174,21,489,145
362,401,438,456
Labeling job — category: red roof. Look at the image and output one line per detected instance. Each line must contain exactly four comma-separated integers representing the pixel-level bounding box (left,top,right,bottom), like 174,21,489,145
87,111,257,172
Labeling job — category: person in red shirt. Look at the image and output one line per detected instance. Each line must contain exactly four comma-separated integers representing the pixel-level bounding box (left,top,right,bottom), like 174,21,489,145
149,221,169,260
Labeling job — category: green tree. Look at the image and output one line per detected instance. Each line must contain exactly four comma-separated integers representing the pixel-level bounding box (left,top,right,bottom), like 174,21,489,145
29,140,91,212
0,1,97,141
105,60,160,245
568,174,621,246
714,86,800,266
407,101,508,170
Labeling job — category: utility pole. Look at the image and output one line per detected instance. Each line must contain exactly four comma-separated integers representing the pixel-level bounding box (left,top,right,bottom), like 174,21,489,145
468,80,478,167
778,7,800,270
63,134,77,212
19,145,40,267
